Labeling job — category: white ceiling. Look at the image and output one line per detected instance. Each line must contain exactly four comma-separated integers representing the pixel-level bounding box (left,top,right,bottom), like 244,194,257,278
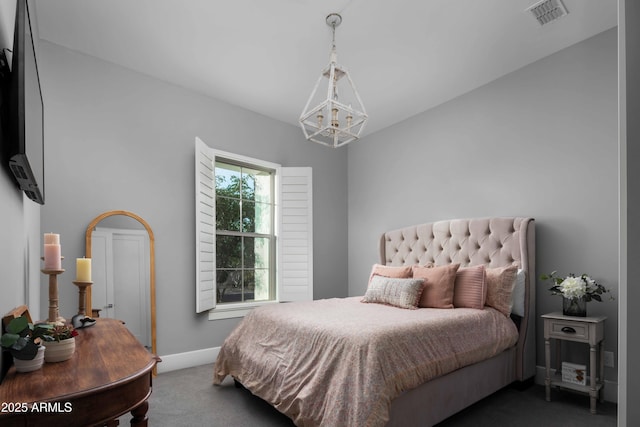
32,0,617,137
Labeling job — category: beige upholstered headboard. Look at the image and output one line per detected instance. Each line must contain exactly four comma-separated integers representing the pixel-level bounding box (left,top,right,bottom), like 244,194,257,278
379,217,536,381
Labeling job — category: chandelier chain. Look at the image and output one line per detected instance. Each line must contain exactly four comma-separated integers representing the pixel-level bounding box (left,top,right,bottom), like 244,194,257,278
332,23,336,49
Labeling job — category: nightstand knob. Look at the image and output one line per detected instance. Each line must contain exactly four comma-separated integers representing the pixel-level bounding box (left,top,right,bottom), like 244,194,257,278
561,326,576,334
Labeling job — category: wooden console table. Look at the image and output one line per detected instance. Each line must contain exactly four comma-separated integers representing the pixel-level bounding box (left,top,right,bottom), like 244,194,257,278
0,318,160,426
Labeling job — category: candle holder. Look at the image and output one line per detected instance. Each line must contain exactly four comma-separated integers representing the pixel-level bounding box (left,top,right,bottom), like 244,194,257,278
71,280,97,329
41,267,66,324
72,280,93,315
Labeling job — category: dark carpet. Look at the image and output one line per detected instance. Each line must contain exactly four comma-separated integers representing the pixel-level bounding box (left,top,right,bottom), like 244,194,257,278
121,363,617,426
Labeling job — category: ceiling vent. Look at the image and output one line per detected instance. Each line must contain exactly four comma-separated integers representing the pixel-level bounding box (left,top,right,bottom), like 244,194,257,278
527,0,568,26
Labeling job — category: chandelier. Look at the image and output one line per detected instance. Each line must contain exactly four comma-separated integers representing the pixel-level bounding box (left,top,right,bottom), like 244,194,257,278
299,13,368,148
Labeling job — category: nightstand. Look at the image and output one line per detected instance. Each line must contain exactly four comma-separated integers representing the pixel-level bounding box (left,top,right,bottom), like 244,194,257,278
542,312,606,414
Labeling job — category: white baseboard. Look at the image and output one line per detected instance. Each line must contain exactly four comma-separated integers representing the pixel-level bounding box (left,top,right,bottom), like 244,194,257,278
535,365,618,403
157,347,220,374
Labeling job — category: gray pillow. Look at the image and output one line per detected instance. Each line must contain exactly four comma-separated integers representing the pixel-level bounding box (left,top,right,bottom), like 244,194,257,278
362,276,424,309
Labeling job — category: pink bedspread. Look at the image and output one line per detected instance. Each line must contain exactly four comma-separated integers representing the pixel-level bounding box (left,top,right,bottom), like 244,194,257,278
213,297,518,427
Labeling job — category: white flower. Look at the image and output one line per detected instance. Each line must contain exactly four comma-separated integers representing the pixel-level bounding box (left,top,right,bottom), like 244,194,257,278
544,271,612,302
584,276,597,293
559,276,586,298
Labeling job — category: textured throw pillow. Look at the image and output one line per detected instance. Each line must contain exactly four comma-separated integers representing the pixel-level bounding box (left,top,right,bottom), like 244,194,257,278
362,276,424,309
453,265,487,309
485,265,518,316
412,264,460,308
510,269,526,317
368,264,413,286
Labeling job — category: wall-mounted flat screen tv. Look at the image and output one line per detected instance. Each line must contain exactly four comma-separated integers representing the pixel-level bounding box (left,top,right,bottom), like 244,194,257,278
1,0,44,204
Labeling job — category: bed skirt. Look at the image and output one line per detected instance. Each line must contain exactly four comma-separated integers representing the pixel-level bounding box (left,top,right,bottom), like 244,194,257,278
387,346,517,426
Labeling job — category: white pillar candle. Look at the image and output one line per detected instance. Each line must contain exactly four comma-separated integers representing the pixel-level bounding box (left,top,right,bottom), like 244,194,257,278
76,258,92,282
44,244,61,270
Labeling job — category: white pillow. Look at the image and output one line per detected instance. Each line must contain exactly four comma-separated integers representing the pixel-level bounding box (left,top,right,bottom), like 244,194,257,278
510,269,526,317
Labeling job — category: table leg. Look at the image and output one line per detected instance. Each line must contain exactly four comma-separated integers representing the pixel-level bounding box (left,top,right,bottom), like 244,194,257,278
130,400,149,426
590,345,597,414
555,339,561,376
545,337,551,401
599,340,605,403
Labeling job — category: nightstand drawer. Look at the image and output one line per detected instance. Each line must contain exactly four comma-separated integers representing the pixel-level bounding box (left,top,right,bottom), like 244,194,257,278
547,320,589,342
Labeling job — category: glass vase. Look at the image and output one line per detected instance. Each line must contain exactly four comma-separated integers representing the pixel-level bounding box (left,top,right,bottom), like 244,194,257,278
563,296,587,317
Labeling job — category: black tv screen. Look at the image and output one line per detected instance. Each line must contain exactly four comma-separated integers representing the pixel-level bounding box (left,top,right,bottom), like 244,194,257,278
2,0,44,204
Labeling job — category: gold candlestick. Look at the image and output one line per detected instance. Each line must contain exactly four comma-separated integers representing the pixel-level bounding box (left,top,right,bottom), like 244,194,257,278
41,268,65,323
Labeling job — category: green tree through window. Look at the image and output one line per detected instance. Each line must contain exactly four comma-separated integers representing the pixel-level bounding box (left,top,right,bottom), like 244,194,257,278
215,161,273,303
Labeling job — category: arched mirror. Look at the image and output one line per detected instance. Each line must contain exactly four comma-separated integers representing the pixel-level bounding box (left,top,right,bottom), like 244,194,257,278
85,210,156,358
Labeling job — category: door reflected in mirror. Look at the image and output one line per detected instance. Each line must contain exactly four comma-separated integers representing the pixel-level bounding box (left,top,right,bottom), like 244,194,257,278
85,211,156,357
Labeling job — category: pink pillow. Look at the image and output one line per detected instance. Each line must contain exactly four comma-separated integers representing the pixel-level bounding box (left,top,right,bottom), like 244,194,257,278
453,265,487,309
412,264,460,308
368,264,412,286
485,265,518,316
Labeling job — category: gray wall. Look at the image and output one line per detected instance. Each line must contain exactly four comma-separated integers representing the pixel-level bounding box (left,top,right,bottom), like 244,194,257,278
0,0,41,374
36,41,348,357
0,0,24,316
622,0,639,423
347,29,619,387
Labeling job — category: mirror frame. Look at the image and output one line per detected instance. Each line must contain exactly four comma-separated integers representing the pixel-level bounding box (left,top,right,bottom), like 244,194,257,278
85,210,156,359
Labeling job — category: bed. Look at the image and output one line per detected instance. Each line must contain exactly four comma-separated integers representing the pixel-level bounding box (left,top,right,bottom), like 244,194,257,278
213,217,536,426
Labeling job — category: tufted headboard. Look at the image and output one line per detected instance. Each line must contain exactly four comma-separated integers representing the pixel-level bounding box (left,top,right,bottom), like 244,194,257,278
379,217,536,381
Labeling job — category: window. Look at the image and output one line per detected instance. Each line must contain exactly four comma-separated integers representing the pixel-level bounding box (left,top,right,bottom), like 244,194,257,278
215,160,275,304
195,137,313,318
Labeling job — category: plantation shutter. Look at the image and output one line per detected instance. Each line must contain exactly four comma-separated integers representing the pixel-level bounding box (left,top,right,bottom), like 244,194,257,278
278,167,313,302
195,137,216,312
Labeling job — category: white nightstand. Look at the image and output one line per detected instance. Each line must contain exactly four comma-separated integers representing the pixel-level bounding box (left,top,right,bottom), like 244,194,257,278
542,312,606,414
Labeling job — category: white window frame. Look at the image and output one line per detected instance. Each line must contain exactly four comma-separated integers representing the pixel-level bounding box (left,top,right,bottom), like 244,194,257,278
195,137,312,320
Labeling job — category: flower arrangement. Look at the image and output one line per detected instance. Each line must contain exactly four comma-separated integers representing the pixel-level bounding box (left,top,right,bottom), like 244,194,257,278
1,317,80,362
540,271,612,302
34,323,78,342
